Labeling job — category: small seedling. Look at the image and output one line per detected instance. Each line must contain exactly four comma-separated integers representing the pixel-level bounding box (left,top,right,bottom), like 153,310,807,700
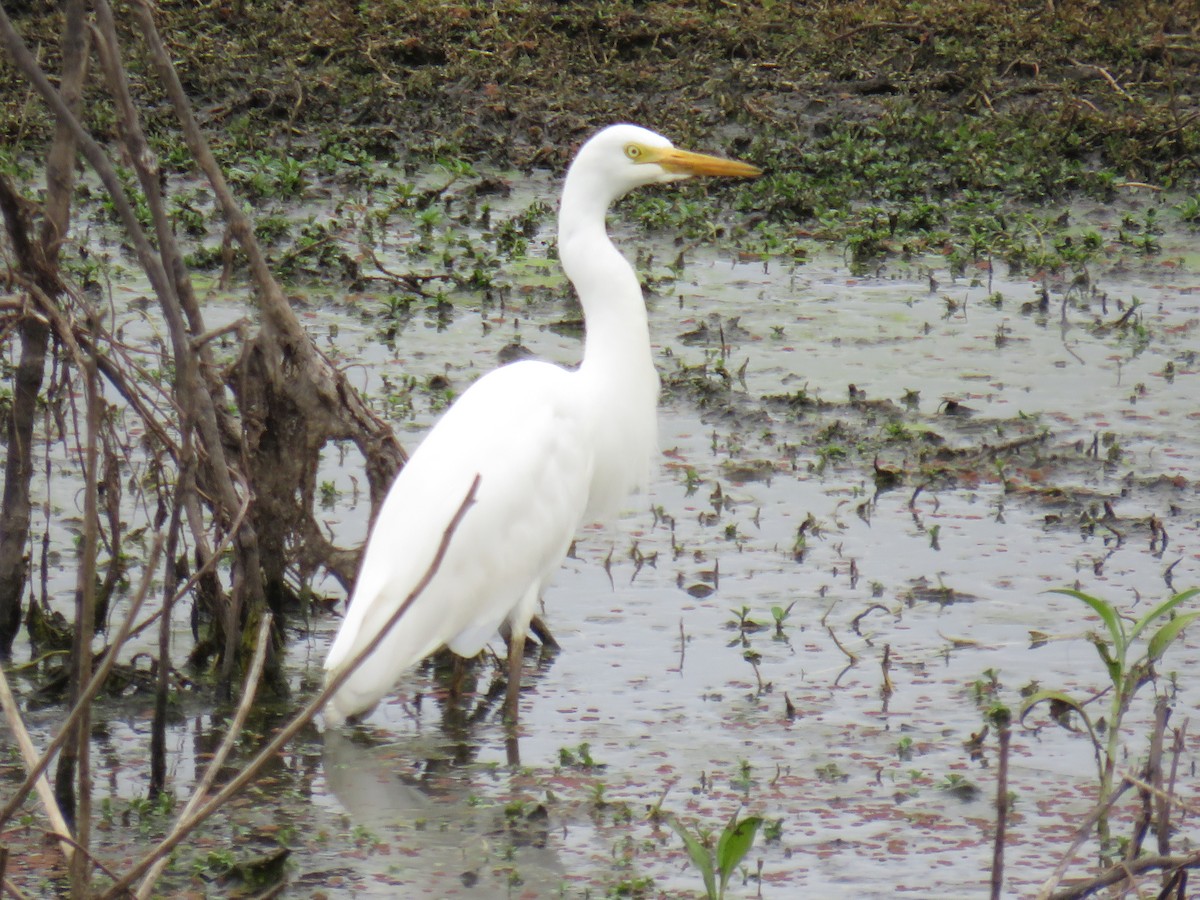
815,762,848,783
938,772,980,801
558,742,605,770
727,605,767,635
770,601,796,638
669,809,763,900
730,759,756,794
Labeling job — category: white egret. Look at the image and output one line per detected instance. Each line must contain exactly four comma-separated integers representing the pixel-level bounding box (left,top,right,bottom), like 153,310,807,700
323,124,761,726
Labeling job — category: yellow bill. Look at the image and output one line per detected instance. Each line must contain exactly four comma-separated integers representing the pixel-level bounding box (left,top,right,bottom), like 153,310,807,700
652,146,762,178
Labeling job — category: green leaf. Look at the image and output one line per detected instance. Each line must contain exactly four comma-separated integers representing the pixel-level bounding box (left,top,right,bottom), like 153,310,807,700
669,815,716,899
1051,589,1126,659
1130,588,1200,644
1088,635,1123,688
1018,689,1100,751
1146,610,1200,663
716,813,762,897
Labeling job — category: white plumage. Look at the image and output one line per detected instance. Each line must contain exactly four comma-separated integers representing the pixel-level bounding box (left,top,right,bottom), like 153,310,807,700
324,124,760,726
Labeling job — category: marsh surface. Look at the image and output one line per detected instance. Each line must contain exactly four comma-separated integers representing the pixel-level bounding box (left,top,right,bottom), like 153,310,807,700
5,167,1199,896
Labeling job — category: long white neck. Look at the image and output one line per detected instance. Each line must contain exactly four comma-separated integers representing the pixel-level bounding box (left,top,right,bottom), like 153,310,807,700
557,162,660,517
558,170,650,374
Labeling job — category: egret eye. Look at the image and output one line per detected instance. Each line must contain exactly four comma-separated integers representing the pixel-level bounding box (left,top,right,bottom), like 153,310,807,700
624,144,643,161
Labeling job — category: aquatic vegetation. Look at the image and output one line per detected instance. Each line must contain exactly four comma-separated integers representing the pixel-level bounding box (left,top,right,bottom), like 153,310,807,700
669,810,762,900
1021,588,1200,852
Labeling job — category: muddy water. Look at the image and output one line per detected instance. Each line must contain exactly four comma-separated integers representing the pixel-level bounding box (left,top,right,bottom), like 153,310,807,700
295,179,1200,895
4,174,1199,896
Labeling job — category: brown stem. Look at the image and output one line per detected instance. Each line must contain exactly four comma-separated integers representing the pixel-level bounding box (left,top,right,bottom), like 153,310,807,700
0,537,163,833
1035,779,1134,899
89,0,268,694
1048,849,1200,899
0,0,87,660
135,614,274,899
991,719,1011,900
102,475,480,899
67,354,101,896
0,663,74,861
126,0,405,502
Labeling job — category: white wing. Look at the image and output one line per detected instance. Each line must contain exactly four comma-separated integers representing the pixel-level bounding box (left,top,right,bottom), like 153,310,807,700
324,360,592,723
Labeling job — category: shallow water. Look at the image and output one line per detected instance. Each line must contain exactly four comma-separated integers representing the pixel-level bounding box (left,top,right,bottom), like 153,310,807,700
3,172,1199,896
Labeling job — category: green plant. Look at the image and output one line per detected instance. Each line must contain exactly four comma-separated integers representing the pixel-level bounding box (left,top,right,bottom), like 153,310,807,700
558,742,605,770
319,480,339,507
669,810,762,900
770,601,796,638
1021,588,1200,850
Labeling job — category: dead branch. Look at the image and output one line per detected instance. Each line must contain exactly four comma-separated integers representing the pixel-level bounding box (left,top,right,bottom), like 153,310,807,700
135,613,274,899
126,0,406,502
1035,779,1134,899
0,663,74,860
0,536,162,833
1048,849,1200,899
91,0,268,690
101,475,480,899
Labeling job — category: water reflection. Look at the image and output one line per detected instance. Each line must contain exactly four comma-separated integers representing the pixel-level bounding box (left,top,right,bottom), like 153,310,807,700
322,728,565,894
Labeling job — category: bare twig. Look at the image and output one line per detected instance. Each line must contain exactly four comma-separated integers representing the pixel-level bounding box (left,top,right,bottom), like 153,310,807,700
821,600,859,666
1068,58,1134,100
135,614,274,898
1035,779,1134,899
90,0,266,693
1048,848,1200,899
1148,700,1171,860
0,537,163,832
0,663,74,860
67,350,101,894
100,475,481,899
125,0,405,505
1119,770,1200,821
991,717,1011,900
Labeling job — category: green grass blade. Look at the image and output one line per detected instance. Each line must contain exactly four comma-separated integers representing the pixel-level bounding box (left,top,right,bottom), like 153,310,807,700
669,815,717,899
1147,610,1200,664
716,814,762,897
1130,588,1200,644
1050,588,1126,658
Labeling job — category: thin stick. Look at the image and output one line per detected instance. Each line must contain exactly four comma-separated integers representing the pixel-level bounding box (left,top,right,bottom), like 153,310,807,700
0,663,74,860
68,352,101,894
134,614,273,899
0,537,162,831
2,873,34,900
100,475,480,899
1046,849,1200,900
821,600,859,665
1035,779,1134,899
991,718,1011,900
1118,770,1200,820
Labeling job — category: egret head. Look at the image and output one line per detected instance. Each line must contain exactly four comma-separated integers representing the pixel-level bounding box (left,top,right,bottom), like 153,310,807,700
569,124,761,202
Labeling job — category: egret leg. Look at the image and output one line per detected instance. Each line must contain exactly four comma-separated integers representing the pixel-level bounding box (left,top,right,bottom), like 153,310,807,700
504,628,526,725
448,654,467,701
